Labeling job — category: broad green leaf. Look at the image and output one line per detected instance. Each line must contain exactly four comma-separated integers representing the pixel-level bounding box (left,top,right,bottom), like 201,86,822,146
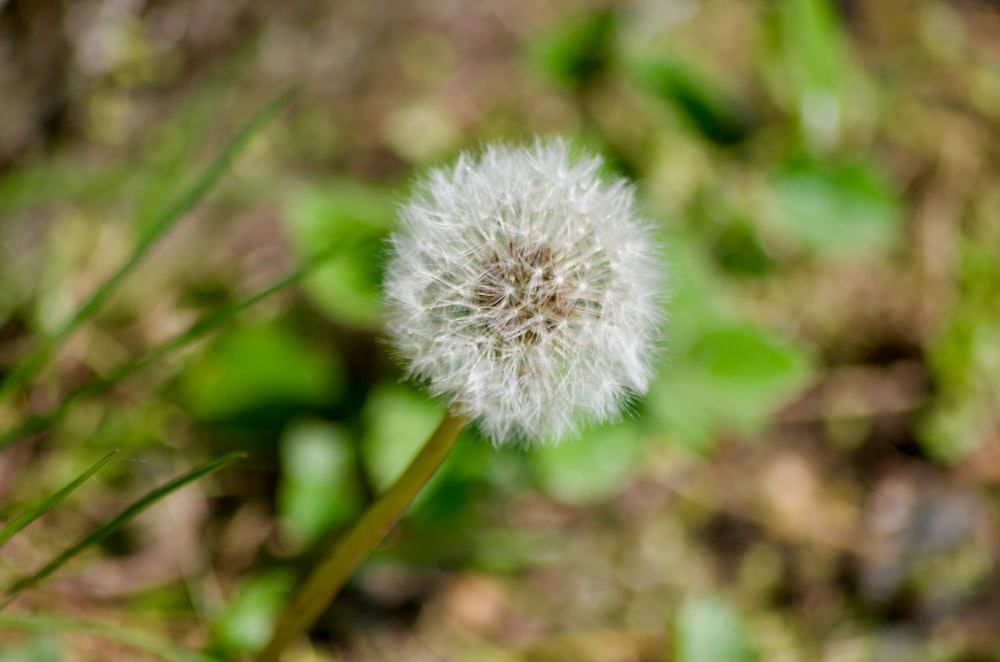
777,0,844,95
645,375,718,453
278,419,361,547
210,571,293,655
769,158,901,257
529,421,643,505
531,9,616,87
0,450,118,550
181,321,342,421
767,0,871,145
690,324,813,426
283,182,393,328
2,453,243,604
691,326,808,386
674,595,758,662
656,229,730,353
633,58,752,146
648,324,813,450
361,383,445,493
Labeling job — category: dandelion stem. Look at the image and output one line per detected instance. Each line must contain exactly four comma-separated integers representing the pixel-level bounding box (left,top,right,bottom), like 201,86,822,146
256,410,467,661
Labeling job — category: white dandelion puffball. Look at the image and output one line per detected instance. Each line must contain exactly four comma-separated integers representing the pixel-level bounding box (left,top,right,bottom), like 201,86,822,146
384,140,664,445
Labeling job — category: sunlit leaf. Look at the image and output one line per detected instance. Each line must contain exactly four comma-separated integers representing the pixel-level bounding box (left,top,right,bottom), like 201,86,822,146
361,383,445,493
769,157,901,257
530,421,643,505
283,182,393,328
210,571,293,656
767,0,871,145
278,419,361,547
648,323,813,450
675,595,758,662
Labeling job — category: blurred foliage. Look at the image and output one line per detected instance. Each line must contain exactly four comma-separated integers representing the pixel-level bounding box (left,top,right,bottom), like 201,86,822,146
2,0,1000,660
283,181,394,329
210,570,293,657
633,57,754,146
674,595,758,662
180,320,343,422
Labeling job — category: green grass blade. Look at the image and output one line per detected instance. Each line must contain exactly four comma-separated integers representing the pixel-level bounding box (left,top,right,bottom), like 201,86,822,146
0,246,339,449
1,452,244,606
0,450,119,550
0,87,297,400
0,613,223,662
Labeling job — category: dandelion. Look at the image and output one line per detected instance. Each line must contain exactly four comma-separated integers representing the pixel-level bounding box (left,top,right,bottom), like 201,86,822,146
261,141,665,659
384,140,664,444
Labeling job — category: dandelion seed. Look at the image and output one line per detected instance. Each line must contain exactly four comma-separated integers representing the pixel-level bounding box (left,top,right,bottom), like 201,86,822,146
384,140,665,445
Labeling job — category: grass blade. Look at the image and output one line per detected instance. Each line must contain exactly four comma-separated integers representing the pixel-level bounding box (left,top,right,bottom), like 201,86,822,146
0,613,223,662
0,87,297,400
1,452,244,606
0,450,119,550
0,245,340,449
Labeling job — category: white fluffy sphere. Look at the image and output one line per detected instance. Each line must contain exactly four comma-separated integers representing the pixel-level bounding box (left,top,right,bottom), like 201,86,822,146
383,140,664,445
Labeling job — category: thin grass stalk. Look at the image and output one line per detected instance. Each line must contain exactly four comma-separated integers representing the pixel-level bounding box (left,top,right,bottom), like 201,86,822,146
1,452,244,608
0,244,339,450
0,88,296,400
0,449,119,550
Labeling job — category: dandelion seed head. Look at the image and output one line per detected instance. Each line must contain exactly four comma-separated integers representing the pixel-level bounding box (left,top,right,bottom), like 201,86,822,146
384,139,665,445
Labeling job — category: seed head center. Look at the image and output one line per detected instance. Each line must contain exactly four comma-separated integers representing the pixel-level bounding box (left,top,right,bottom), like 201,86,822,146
475,240,575,345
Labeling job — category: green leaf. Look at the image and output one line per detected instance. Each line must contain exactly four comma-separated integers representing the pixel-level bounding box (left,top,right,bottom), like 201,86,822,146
278,420,361,547
633,58,752,146
776,0,845,94
0,614,221,662
531,9,616,87
282,182,393,328
648,323,813,450
361,383,445,493
674,595,758,662
769,157,902,257
529,422,643,505
210,571,293,655
2,453,244,604
181,321,342,421
767,0,870,145
692,326,806,385
692,324,813,425
0,450,119,550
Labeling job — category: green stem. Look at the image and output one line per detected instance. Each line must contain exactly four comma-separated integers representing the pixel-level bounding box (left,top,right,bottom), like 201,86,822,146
256,410,467,661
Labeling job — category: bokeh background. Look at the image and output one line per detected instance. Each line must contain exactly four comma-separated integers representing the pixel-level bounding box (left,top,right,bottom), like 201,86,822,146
2,0,1000,660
